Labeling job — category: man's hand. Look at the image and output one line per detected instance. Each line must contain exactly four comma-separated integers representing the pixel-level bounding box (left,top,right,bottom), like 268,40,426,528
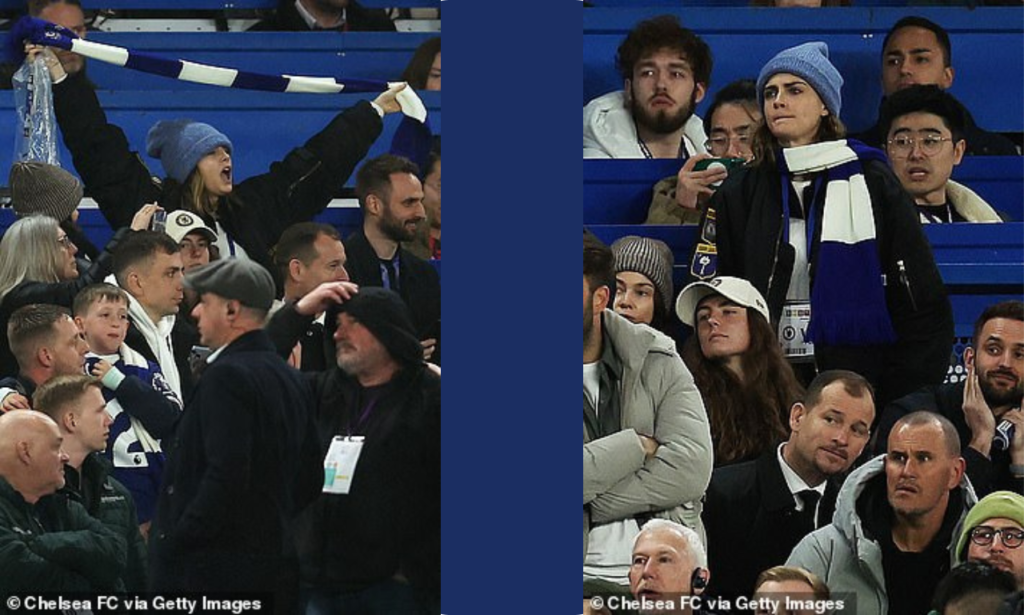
131,203,162,231
964,365,997,457
372,83,407,115
1,393,30,413
24,43,66,83
638,434,659,459
1001,408,1024,465
294,281,359,317
421,338,437,361
675,153,728,211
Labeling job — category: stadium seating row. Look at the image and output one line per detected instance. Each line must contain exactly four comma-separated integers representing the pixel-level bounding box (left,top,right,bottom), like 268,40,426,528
583,7,1024,133
583,158,1024,224
0,90,441,186
0,203,441,276
587,0,959,6
587,222,1024,337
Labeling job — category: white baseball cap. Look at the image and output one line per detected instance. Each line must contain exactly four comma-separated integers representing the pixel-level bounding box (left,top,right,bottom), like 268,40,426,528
164,210,216,244
675,276,771,327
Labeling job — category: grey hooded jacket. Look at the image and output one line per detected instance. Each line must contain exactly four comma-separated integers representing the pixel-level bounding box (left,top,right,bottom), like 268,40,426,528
787,455,977,615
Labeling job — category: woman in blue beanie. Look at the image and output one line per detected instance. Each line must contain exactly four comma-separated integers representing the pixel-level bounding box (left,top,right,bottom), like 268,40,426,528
687,41,953,408
29,44,405,269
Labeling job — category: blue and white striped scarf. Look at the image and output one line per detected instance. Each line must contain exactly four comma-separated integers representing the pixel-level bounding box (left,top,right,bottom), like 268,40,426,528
8,16,427,122
779,139,897,346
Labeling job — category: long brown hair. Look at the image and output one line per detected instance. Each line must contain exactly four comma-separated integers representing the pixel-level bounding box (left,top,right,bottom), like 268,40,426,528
751,112,846,166
682,310,804,465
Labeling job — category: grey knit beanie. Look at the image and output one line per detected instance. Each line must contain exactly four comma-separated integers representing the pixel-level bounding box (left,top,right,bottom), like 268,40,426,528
611,236,675,313
757,41,844,118
8,162,83,221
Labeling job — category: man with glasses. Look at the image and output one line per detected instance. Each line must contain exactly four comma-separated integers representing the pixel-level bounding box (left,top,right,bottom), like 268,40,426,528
649,80,761,224
879,85,1005,223
954,491,1024,590
853,16,1019,156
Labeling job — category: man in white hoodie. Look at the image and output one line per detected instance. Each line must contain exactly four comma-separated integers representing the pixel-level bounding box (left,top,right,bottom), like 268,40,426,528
111,231,188,399
584,15,711,160
880,85,1006,223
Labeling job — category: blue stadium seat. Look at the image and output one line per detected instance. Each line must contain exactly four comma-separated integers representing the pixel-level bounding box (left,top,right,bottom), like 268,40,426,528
0,90,440,187
584,158,1024,224
587,222,1024,337
583,7,1024,133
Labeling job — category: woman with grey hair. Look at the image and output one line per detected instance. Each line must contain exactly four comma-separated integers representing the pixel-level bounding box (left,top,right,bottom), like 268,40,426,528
0,209,147,377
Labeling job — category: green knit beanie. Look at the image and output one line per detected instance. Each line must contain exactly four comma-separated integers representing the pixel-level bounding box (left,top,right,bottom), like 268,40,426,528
954,490,1024,563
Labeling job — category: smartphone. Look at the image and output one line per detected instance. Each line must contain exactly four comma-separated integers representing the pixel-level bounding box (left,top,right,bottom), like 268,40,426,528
151,210,168,233
189,345,212,373
693,157,746,173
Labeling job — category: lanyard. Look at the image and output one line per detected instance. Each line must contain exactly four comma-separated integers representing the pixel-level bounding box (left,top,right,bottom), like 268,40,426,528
780,173,825,250
638,136,689,161
919,203,953,223
348,391,380,436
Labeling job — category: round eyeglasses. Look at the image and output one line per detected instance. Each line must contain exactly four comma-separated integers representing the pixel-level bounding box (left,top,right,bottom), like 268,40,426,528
704,133,752,156
970,526,1024,549
886,135,954,157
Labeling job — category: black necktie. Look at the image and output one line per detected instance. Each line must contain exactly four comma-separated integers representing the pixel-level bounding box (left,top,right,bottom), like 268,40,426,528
798,489,821,529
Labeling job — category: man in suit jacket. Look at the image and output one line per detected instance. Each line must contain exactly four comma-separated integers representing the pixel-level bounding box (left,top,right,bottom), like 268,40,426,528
345,154,441,364
702,370,876,601
249,0,396,32
149,259,321,613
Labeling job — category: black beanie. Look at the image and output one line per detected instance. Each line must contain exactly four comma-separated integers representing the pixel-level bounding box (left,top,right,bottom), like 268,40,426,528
328,288,423,367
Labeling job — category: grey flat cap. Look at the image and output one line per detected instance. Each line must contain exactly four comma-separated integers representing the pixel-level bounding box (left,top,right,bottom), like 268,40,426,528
184,258,275,311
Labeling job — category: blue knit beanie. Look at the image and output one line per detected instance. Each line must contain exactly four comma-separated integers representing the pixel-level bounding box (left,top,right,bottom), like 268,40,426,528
146,119,233,183
756,42,843,118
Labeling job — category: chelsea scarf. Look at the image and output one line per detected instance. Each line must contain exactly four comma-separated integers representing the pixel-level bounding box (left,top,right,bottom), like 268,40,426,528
778,139,897,347
9,16,427,122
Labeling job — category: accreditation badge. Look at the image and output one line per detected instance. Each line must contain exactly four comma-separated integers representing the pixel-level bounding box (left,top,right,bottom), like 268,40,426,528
322,435,365,494
778,302,814,360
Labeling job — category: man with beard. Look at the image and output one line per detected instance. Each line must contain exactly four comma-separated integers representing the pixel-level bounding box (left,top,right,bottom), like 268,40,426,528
264,283,440,613
583,230,712,604
344,154,441,364
874,300,1024,496
584,15,712,159
954,491,1024,591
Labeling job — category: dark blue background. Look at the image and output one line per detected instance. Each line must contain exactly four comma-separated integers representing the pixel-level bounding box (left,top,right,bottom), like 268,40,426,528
443,1,580,613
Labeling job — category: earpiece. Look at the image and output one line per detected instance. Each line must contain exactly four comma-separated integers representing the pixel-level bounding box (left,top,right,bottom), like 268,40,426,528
691,568,707,590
